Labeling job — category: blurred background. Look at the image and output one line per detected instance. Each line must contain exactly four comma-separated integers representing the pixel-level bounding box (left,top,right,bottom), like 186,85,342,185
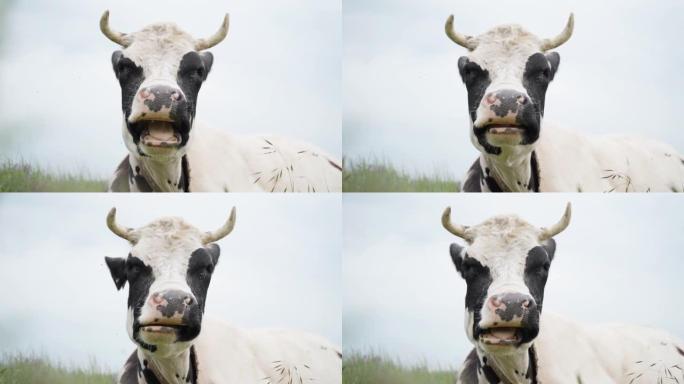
343,194,684,371
0,194,341,372
0,0,340,184
343,0,684,189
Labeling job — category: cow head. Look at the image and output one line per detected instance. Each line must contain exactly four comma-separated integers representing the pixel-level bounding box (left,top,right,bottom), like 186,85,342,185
445,15,573,158
441,203,571,354
100,10,228,160
104,207,236,357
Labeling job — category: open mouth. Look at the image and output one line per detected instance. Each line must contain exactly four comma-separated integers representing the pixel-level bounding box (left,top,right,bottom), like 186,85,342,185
479,327,523,346
484,124,525,135
137,120,182,148
139,323,188,334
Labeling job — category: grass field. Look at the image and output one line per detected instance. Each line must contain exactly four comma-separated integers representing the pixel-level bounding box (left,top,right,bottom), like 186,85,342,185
0,354,115,384
343,158,460,192
343,353,457,384
0,160,107,192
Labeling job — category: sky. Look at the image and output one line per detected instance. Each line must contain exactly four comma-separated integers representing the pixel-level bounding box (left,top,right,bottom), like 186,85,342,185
343,194,684,369
343,0,684,177
0,194,341,371
0,0,341,177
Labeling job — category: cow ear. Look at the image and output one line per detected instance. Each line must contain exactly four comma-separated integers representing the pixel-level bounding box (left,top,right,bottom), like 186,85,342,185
105,257,127,290
111,50,123,77
541,238,557,262
206,243,220,266
449,243,465,274
545,52,560,80
199,52,214,80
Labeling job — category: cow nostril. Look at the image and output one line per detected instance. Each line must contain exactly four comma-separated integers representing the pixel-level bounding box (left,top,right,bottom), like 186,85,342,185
170,92,180,101
522,300,530,308
484,93,497,105
490,296,503,308
517,95,527,105
150,293,163,305
184,297,194,306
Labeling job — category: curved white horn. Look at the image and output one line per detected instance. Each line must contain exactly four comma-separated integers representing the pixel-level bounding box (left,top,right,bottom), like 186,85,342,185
539,202,572,240
441,207,473,241
100,10,130,47
195,13,230,51
540,13,574,51
106,208,137,242
445,15,478,50
202,207,237,244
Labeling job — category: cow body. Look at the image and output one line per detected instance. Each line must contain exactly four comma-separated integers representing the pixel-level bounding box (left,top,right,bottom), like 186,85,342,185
463,124,684,192
104,208,341,384
109,122,342,192
118,318,342,384
459,312,684,383
442,204,684,384
101,11,341,193
446,14,684,193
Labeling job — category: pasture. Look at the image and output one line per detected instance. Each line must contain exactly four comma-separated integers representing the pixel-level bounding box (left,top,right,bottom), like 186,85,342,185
0,354,114,384
0,160,107,192
343,158,460,192
343,352,456,384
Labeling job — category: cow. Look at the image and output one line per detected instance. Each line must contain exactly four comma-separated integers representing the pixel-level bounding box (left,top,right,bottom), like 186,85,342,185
100,11,342,192
441,203,684,383
103,208,342,383
445,14,684,192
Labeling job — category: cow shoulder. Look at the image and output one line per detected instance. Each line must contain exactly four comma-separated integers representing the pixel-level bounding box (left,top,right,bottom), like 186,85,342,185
458,348,481,384
462,159,483,192
109,156,132,192
118,350,141,384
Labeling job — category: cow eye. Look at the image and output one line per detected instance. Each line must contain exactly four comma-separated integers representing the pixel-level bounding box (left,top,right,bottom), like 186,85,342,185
205,264,214,274
196,67,205,78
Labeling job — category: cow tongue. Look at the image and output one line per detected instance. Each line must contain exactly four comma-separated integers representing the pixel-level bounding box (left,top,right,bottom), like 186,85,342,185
143,122,179,147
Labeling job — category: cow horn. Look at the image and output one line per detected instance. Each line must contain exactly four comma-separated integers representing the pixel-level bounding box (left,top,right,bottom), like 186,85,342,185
539,203,572,240
100,10,131,47
106,208,137,242
540,13,574,51
441,207,473,241
195,13,230,51
445,15,478,50
202,207,236,244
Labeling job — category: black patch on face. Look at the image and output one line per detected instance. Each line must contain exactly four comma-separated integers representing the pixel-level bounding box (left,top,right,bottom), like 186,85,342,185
169,51,212,146
523,242,555,313
105,257,127,290
519,52,559,145
180,155,191,192
111,51,145,144
450,246,493,339
122,255,158,352
458,57,501,155
482,363,501,383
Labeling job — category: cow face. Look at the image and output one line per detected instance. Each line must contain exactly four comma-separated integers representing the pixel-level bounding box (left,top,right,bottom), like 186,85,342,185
104,208,236,357
100,12,228,160
442,204,571,354
446,15,573,158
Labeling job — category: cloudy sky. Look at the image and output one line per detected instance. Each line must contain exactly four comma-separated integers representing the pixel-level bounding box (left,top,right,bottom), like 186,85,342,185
343,0,684,177
0,0,340,177
0,194,341,371
343,194,684,369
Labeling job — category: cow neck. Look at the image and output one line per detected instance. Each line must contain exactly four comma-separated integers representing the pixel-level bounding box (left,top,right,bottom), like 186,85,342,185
129,154,190,192
480,151,539,192
477,345,538,384
137,345,198,384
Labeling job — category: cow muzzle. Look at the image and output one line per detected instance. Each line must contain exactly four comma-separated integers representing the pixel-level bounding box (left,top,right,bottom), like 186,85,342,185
476,292,539,347
473,89,540,148
138,289,201,344
127,84,192,151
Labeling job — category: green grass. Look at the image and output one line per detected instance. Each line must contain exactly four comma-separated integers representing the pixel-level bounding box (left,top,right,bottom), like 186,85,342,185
0,354,115,384
343,158,460,192
0,160,107,192
343,353,457,384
